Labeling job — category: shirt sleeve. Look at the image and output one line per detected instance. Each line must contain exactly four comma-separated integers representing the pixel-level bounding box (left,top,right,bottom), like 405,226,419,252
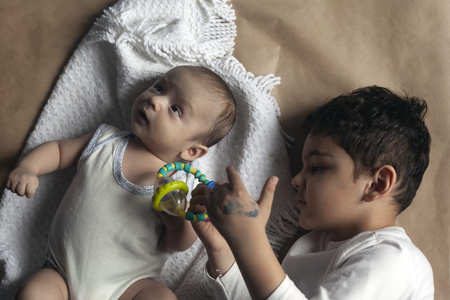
207,262,308,300
206,262,252,300
266,275,308,300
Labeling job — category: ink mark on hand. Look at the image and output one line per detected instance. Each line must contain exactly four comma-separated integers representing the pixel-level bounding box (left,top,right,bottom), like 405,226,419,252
246,202,259,217
222,196,259,218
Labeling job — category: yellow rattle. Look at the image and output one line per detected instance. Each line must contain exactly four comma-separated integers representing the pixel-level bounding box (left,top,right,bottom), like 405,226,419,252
151,162,215,222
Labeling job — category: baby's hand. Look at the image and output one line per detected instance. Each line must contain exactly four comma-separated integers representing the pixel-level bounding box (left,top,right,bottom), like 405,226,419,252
6,166,39,198
156,210,185,228
200,166,278,248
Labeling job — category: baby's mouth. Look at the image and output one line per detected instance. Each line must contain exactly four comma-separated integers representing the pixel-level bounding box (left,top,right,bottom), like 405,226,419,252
139,109,149,124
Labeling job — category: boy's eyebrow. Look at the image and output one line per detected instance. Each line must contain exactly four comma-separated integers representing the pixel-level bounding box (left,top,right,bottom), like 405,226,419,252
305,150,335,158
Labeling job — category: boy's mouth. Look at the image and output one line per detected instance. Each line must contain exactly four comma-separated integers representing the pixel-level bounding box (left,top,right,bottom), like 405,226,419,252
297,198,306,210
295,195,306,205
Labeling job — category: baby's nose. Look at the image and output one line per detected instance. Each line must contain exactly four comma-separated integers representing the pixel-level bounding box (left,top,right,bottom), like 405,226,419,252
149,96,166,112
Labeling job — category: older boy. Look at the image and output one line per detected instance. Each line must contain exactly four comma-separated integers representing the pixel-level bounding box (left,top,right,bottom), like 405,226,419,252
7,66,236,300
191,86,434,299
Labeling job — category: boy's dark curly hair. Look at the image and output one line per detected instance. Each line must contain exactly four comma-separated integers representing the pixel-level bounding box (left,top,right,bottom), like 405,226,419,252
304,86,431,213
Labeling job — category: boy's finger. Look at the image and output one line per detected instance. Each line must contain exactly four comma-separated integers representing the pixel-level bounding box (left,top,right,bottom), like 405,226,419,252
258,176,279,211
203,187,213,209
212,184,228,200
191,192,209,206
192,184,208,197
225,166,245,191
189,204,207,214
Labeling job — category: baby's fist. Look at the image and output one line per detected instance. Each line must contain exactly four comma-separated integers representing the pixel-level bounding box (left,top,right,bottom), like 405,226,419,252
6,166,39,198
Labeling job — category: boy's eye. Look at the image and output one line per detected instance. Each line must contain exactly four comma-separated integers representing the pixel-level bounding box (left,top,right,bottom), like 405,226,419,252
154,84,163,94
171,105,181,117
310,166,324,174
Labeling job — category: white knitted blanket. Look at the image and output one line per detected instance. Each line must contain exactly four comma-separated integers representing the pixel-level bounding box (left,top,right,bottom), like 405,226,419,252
0,0,300,299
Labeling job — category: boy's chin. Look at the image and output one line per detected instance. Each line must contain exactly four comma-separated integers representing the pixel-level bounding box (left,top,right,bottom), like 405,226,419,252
298,217,313,231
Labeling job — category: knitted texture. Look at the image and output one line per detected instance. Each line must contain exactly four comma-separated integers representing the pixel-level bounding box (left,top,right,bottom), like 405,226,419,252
0,0,300,299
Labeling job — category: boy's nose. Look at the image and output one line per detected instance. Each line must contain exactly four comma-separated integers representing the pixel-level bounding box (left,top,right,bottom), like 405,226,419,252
291,173,305,191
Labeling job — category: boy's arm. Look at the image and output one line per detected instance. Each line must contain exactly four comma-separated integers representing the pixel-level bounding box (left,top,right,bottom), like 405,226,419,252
189,186,236,278
159,212,198,251
6,132,94,198
202,166,286,300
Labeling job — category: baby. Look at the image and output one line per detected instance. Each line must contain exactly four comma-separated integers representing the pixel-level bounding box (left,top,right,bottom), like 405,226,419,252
191,86,434,299
7,66,236,300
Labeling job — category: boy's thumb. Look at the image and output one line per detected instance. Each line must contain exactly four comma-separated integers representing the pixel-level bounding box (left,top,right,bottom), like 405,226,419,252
258,176,279,210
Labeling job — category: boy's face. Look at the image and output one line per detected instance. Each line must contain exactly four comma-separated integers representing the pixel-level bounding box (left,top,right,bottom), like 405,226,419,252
291,133,372,241
130,67,215,162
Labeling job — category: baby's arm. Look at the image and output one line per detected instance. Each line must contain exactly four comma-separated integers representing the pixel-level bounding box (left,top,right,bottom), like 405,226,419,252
6,132,94,198
159,212,198,251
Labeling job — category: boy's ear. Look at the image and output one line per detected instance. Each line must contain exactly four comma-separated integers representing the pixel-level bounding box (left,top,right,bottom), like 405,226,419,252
180,144,209,161
364,165,397,202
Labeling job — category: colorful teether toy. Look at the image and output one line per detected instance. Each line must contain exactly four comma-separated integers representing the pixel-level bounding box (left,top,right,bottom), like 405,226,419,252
152,162,215,222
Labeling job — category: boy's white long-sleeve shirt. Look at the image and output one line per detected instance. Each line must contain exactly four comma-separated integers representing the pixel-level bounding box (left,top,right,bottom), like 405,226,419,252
207,227,434,300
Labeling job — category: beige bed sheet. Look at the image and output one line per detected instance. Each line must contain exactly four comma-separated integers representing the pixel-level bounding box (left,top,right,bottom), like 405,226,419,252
0,0,448,298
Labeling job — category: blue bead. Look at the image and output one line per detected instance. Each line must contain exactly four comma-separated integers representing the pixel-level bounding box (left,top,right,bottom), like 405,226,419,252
184,164,192,173
175,162,183,170
196,213,206,222
185,211,194,221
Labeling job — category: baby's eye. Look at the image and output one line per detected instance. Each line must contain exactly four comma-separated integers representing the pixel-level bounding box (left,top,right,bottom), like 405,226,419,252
154,84,163,94
171,105,181,117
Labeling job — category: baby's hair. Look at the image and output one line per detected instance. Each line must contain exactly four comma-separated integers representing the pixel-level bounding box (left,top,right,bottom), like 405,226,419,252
181,66,236,148
304,86,431,213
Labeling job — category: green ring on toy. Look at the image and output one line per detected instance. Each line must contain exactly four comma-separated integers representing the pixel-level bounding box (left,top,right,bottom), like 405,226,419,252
151,162,215,222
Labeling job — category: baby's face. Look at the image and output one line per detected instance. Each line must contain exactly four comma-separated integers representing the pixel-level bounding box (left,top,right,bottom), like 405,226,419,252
131,67,216,162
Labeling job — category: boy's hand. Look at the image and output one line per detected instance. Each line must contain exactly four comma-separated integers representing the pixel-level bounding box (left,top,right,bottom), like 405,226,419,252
190,184,229,253
190,184,236,278
193,166,285,298
201,166,279,248
6,166,39,198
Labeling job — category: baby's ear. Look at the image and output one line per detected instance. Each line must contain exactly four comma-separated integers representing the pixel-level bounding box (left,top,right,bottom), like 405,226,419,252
364,165,397,202
180,144,209,161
